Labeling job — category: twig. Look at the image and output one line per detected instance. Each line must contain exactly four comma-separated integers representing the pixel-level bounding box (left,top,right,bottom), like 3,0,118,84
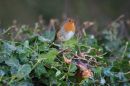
114,15,125,22
14,28,22,40
124,71,130,75
1,27,12,35
121,42,128,59
107,14,125,28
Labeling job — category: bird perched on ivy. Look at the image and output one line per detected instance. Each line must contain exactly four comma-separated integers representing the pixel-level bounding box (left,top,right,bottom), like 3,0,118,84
56,18,76,41
50,18,75,49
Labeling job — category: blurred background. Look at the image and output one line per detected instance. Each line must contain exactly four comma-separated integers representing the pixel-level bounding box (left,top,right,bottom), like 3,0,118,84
0,0,130,27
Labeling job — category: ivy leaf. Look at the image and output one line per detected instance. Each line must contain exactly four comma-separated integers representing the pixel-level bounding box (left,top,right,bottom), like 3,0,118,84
38,36,51,42
86,35,97,46
103,67,113,77
116,72,127,81
100,77,106,85
42,29,56,41
0,70,5,76
15,81,33,86
35,62,47,77
3,42,16,54
56,70,61,77
0,52,10,63
41,48,58,64
69,63,77,73
17,82,33,86
16,64,31,78
63,38,77,48
5,58,20,68
16,46,25,54
93,67,102,77
24,40,29,48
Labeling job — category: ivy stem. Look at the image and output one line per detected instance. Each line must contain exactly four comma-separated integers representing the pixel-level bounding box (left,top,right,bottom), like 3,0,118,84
121,42,128,59
14,29,22,40
32,59,42,70
1,27,12,35
0,76,3,81
65,62,71,82
8,75,16,85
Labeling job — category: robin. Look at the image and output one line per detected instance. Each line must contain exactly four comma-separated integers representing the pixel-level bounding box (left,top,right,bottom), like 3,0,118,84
57,18,76,41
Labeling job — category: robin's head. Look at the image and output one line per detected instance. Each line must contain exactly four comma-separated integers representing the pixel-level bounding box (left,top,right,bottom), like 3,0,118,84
64,18,75,32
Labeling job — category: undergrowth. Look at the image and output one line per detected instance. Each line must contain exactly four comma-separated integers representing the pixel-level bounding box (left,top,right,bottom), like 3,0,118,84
0,16,130,86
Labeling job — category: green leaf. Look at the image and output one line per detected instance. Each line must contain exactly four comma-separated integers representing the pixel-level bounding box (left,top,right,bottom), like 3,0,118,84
3,42,16,54
93,67,102,77
86,35,97,47
38,43,49,52
38,36,51,42
35,62,47,77
5,58,20,68
16,46,25,54
41,48,58,64
100,77,106,85
116,72,127,81
16,64,31,78
0,70,5,76
69,63,77,73
10,67,18,74
14,81,33,86
103,67,113,77
56,70,61,77
63,38,77,48
0,52,10,63
24,40,29,48
17,82,33,86
42,29,56,41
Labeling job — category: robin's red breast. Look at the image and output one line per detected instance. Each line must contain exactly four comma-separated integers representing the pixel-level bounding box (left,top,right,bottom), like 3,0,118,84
57,19,75,41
